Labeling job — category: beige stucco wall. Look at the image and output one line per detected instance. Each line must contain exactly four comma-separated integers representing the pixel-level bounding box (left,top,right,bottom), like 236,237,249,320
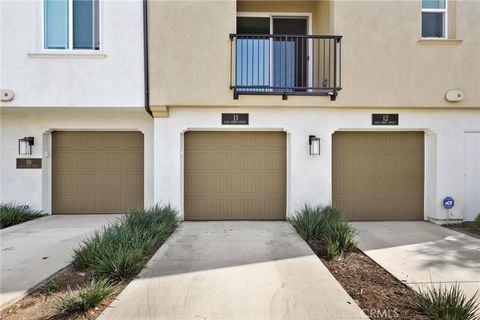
148,0,236,108
334,0,480,108
148,0,480,110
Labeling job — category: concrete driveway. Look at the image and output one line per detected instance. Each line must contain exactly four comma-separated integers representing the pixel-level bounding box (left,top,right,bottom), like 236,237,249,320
0,214,121,309
353,221,480,299
99,221,365,320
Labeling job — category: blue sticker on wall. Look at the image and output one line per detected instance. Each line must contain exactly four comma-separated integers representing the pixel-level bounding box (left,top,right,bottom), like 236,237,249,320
443,197,454,209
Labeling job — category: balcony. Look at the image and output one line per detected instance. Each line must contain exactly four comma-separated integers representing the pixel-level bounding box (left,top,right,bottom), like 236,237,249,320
229,34,342,101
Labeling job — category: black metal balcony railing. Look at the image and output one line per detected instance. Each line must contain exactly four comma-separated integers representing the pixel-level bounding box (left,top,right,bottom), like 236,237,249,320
229,34,342,101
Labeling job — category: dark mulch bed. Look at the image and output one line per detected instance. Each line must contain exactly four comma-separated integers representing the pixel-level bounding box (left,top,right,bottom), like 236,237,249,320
445,222,480,239
308,240,430,320
0,266,130,320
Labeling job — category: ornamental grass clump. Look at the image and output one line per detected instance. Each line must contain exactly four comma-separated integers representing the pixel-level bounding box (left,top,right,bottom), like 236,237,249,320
414,284,480,320
0,202,43,229
40,278,63,296
73,204,179,280
289,204,356,260
56,279,114,314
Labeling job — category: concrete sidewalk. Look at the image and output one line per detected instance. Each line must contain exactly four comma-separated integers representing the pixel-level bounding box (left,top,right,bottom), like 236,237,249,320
353,221,480,300
99,221,365,320
0,215,121,309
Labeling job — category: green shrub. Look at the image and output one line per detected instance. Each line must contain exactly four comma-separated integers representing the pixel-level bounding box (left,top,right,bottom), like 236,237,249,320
73,231,104,270
475,214,480,228
56,279,113,314
288,204,343,240
289,205,357,259
415,284,480,320
0,203,43,229
41,278,62,296
325,240,340,260
92,248,145,281
73,204,179,280
324,222,357,260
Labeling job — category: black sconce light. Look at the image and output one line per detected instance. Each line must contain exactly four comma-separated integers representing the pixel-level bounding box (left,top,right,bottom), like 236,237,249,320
309,135,320,156
18,137,34,155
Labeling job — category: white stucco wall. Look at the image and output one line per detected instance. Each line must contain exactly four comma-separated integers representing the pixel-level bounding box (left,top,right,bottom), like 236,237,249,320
154,108,480,222
0,0,144,107
0,108,154,213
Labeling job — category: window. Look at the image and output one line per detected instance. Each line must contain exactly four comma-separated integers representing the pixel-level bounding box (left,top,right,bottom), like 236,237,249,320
44,0,100,50
422,0,447,38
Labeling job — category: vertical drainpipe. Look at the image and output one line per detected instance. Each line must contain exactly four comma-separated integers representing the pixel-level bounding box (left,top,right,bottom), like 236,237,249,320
143,0,153,117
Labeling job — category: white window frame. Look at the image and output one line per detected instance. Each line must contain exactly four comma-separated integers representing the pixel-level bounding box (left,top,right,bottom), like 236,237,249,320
236,12,313,90
42,0,101,52
421,0,448,39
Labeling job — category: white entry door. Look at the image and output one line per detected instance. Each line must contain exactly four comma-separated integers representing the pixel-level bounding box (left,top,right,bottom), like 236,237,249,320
464,132,480,221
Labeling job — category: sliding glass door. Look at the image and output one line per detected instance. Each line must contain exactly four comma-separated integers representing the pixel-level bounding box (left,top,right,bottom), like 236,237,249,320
272,18,308,91
235,15,309,93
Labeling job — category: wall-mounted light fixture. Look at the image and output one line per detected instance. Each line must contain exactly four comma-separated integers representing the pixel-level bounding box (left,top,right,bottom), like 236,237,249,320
309,135,320,156
18,137,34,155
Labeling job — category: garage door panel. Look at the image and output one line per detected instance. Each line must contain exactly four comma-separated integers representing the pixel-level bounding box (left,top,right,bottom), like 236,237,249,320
53,131,144,214
54,194,97,214
185,198,284,220
55,173,97,191
105,152,125,170
77,133,99,149
53,152,74,170
95,194,143,213
102,174,124,191
263,175,286,194
264,152,285,171
336,153,422,173
238,152,261,170
185,131,286,220
337,174,423,195
122,173,144,191
186,175,233,195
336,195,423,221
55,152,97,170
97,194,125,213
352,177,422,195
238,176,258,194
185,152,233,171
211,152,233,170
333,132,424,220
185,199,233,219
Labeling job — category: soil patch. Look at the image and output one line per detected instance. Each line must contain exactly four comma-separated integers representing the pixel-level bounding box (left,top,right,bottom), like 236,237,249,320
0,266,129,320
308,240,430,320
445,222,480,239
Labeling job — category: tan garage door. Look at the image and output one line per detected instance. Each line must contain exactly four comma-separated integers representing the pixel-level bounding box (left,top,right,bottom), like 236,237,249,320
184,131,286,220
52,131,144,214
332,131,424,220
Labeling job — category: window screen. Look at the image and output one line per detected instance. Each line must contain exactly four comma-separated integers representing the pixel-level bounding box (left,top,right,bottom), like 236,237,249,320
44,0,69,49
422,12,444,38
421,0,446,38
73,0,100,49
